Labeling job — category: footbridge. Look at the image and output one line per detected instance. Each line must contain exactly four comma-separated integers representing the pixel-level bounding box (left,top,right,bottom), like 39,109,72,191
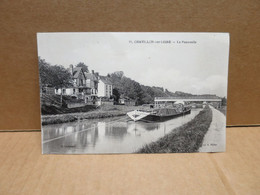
154,96,222,107
155,96,221,102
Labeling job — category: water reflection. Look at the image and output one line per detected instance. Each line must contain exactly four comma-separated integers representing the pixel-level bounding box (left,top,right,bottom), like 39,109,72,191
42,109,202,154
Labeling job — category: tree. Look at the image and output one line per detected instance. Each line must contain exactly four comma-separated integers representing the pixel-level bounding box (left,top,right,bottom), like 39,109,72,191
108,70,177,105
221,97,227,106
113,71,124,79
50,65,73,104
112,88,120,103
38,57,73,104
38,57,53,88
76,62,89,72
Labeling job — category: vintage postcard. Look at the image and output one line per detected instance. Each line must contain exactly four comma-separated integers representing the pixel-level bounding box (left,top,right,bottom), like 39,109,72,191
37,32,229,154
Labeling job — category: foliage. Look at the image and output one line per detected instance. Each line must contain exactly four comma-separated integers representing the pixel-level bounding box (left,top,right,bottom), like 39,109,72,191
39,57,73,89
108,71,174,105
76,62,89,72
112,88,120,103
39,57,74,104
221,97,227,106
38,57,52,87
52,65,73,88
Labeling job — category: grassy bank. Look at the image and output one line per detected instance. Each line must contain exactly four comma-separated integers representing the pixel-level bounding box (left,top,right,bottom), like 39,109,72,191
41,105,141,125
216,106,226,116
137,106,213,153
41,104,97,115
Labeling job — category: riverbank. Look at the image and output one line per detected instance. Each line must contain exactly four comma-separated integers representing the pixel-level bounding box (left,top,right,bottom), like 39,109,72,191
41,105,141,125
137,106,213,153
41,104,97,115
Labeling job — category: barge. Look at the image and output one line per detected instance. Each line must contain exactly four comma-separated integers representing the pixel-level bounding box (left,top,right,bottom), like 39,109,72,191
127,101,191,122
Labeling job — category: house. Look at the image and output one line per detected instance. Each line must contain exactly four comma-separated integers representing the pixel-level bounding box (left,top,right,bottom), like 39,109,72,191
97,76,113,98
84,70,99,102
55,65,90,99
54,65,114,104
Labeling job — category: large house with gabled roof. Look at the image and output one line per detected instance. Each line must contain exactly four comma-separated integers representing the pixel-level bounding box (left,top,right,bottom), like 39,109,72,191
55,65,113,103
55,65,90,99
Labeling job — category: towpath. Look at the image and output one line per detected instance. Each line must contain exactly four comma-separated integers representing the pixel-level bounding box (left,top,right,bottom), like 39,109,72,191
199,106,226,152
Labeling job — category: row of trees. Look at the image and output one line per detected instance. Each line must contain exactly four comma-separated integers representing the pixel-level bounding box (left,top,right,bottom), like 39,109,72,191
108,71,173,105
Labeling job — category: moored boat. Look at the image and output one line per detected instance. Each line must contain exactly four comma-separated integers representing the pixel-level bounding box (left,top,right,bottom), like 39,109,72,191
127,101,191,122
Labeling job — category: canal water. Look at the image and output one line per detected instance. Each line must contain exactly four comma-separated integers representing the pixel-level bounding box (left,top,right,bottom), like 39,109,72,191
42,109,202,154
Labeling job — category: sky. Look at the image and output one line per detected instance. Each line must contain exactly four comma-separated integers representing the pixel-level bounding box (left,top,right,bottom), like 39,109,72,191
37,32,229,97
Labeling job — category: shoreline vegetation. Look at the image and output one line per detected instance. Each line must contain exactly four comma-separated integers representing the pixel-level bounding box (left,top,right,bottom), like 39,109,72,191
136,106,213,153
41,105,141,125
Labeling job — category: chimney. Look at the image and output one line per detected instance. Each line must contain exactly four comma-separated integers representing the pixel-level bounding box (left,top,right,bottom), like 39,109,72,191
92,70,94,74
69,64,74,75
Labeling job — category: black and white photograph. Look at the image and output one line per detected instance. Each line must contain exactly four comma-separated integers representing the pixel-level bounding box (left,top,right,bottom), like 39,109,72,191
37,32,229,154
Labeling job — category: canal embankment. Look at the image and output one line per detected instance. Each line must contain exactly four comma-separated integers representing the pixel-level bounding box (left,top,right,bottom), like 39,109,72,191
41,105,142,125
199,106,226,152
136,106,213,153
216,106,226,116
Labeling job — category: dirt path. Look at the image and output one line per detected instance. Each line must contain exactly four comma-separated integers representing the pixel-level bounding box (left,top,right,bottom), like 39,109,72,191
199,106,226,152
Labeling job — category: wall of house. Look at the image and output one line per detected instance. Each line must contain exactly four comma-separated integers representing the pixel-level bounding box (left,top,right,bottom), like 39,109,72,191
97,82,105,97
86,79,94,88
55,88,78,95
86,79,98,95
97,82,112,97
76,71,86,86
105,84,112,97
55,89,62,95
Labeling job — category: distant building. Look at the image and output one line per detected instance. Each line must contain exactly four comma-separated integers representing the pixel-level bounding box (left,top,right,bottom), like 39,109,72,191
118,96,136,106
98,76,113,98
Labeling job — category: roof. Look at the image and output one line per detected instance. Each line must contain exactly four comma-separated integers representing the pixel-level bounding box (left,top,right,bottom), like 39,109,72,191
99,76,112,85
85,72,98,81
70,67,85,79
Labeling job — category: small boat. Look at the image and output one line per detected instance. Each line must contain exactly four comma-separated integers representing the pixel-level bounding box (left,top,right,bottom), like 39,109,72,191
127,102,191,122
